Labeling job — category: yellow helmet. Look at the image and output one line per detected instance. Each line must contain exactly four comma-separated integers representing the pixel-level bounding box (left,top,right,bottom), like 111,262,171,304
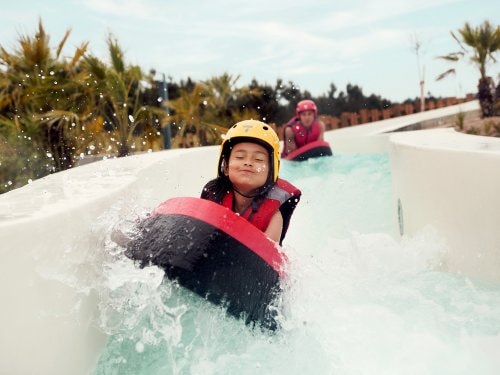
218,120,280,182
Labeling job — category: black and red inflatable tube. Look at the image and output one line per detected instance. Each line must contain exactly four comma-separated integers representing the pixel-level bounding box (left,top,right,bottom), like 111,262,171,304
125,197,286,330
283,140,333,161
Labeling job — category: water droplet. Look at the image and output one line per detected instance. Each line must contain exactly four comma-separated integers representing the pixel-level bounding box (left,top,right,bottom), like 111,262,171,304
135,342,144,353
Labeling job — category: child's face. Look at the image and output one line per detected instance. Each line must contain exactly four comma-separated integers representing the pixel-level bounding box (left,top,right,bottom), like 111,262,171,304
298,110,315,127
225,142,270,194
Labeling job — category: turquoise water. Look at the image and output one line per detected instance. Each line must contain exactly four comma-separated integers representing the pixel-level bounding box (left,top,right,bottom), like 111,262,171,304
93,153,500,375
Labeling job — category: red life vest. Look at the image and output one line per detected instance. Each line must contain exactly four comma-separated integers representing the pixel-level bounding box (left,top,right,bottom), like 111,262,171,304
283,118,321,156
220,178,301,242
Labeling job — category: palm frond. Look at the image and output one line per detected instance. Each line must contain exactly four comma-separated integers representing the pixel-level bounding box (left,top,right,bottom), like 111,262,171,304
107,35,125,74
435,52,464,62
68,42,89,70
435,69,456,81
56,28,71,59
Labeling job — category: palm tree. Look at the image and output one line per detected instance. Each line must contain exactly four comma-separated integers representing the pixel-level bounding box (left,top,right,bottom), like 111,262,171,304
202,73,260,127
79,35,166,157
0,19,89,173
436,20,500,117
166,82,223,147
166,74,260,148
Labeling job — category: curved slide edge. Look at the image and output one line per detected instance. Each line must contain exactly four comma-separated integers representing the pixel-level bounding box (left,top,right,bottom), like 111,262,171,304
390,128,500,281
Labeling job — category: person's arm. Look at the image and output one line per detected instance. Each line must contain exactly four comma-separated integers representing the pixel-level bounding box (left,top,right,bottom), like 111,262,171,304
318,120,326,141
283,126,297,155
265,210,283,243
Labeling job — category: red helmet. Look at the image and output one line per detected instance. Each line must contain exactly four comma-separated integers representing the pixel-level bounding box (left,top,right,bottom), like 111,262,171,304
296,99,317,117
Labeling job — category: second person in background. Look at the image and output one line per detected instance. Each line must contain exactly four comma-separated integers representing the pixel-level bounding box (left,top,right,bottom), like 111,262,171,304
281,99,326,158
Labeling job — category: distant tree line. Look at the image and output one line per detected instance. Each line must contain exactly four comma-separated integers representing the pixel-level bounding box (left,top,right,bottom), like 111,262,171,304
156,76,395,131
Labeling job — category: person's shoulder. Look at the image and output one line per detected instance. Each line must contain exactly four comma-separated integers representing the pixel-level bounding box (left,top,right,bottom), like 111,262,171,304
201,177,224,199
285,116,300,127
314,118,326,132
275,178,301,196
201,178,217,191
284,125,295,135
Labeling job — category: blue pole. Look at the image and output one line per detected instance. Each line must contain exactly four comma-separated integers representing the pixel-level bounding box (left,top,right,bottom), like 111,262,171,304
160,73,172,149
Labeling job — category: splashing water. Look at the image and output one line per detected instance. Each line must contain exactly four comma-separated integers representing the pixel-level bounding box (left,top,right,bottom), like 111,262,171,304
92,153,500,375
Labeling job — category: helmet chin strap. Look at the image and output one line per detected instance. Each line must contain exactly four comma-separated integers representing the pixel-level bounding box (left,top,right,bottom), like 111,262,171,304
233,177,274,199
233,187,259,199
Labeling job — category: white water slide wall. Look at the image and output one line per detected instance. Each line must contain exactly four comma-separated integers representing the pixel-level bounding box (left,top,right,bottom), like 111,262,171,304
0,146,219,375
1,99,499,374
330,99,500,281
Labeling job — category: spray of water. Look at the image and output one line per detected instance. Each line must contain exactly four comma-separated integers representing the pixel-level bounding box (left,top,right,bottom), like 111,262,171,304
86,153,500,375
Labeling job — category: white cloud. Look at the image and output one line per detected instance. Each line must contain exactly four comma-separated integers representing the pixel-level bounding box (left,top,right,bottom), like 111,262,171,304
82,0,161,19
320,0,463,30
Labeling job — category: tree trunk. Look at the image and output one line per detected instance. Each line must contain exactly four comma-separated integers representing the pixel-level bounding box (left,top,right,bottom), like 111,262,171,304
47,124,74,172
478,77,495,118
118,143,129,157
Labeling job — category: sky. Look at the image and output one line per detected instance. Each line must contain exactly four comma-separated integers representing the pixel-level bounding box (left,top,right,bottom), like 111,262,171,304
0,0,498,103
